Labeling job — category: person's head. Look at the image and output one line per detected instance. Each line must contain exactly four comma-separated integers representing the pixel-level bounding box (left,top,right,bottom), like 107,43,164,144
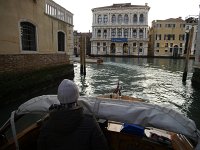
57,79,79,105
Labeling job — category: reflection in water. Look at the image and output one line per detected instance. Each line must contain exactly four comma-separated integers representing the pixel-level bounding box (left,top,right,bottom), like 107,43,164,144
74,57,199,128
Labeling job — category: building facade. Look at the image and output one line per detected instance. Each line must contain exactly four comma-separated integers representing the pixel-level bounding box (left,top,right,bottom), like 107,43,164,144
0,0,74,73
185,16,198,56
73,31,92,56
192,11,200,88
149,18,186,57
91,3,150,56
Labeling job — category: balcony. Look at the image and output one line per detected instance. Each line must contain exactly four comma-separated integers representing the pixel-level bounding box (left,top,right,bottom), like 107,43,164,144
45,0,73,25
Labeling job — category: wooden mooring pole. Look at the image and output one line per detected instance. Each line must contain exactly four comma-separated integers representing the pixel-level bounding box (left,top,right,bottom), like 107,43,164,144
80,34,86,76
182,27,194,82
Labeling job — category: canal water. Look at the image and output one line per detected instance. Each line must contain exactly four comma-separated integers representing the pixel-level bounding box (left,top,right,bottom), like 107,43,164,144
1,57,200,129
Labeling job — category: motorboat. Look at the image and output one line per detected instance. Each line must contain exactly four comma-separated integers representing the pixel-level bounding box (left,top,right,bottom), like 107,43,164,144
0,94,199,150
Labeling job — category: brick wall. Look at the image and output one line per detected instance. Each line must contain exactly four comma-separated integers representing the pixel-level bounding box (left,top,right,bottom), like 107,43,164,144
0,54,71,74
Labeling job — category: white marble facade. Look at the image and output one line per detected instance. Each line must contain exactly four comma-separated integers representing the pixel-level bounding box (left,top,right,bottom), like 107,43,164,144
91,3,150,56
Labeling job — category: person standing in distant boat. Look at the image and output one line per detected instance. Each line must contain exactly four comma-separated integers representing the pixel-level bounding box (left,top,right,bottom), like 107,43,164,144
37,79,109,150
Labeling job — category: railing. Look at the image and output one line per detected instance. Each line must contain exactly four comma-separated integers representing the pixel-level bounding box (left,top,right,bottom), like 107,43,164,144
45,0,73,25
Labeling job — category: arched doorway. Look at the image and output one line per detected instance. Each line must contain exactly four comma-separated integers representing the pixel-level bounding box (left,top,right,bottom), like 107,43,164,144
173,45,179,58
123,43,128,54
110,43,116,54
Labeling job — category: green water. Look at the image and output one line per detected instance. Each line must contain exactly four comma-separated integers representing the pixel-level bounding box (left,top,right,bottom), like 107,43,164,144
1,57,200,129
74,57,200,129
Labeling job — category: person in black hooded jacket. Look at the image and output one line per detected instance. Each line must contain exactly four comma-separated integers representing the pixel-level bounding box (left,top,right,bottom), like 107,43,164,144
37,79,109,150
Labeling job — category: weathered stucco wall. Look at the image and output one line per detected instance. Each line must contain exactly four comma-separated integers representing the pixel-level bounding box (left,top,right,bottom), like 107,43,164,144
0,0,73,54
0,0,74,74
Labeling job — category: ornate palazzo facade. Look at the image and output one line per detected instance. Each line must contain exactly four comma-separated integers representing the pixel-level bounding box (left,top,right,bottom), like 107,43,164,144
91,3,150,56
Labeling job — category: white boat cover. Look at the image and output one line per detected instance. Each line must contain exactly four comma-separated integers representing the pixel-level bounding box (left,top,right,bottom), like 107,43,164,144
16,95,200,148
16,95,60,114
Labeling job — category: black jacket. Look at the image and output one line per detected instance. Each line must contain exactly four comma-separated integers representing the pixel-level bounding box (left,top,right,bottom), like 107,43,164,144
37,106,109,150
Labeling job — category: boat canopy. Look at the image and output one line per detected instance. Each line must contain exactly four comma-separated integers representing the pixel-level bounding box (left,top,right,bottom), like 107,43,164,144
14,95,200,149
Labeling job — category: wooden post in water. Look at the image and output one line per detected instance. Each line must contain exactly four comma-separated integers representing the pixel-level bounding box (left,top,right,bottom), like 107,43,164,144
80,34,83,75
80,34,86,76
83,36,86,76
182,27,194,82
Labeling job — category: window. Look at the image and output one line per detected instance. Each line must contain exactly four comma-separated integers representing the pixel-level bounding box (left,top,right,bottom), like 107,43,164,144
103,30,107,38
124,29,128,38
97,30,101,37
133,14,137,23
117,28,122,37
124,14,129,24
179,34,185,41
140,43,143,47
58,31,65,51
139,14,144,23
180,43,183,47
20,22,37,51
103,15,108,23
156,34,161,40
112,15,116,23
133,29,137,38
98,15,102,24
156,24,161,28
156,43,160,47
133,43,137,47
165,24,176,28
180,48,182,54
180,24,185,28
103,42,107,51
139,29,143,38
118,14,122,24
164,34,175,40
165,43,168,47
97,42,100,51
111,28,116,37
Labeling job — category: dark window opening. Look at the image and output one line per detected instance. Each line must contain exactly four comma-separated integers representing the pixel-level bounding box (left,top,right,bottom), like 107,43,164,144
58,31,65,51
20,22,37,51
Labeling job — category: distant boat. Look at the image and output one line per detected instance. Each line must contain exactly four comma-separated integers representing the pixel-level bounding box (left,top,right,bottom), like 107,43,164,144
73,56,103,64
0,94,199,150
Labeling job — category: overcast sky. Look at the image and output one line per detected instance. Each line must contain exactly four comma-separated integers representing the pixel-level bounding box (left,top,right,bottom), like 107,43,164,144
54,0,199,32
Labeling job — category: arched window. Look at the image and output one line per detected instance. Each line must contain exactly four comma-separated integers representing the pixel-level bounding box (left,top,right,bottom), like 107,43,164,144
124,14,129,24
133,14,137,23
97,29,101,37
98,15,102,24
132,29,137,38
20,21,37,51
117,28,122,37
58,31,65,51
124,29,128,38
110,43,116,53
123,43,128,54
118,14,122,24
111,15,116,23
139,14,144,23
103,15,108,23
111,28,116,37
139,29,143,38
